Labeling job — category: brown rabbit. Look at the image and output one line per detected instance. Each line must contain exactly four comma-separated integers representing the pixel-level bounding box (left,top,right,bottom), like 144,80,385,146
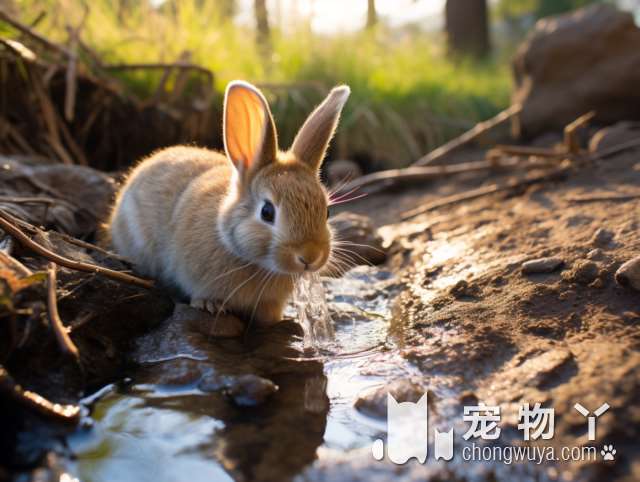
108,81,350,333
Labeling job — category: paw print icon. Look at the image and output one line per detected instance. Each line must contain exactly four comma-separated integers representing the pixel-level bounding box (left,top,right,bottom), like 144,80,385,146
601,444,616,461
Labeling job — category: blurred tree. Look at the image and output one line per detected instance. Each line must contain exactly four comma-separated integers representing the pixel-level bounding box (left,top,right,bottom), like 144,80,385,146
445,0,490,58
254,0,271,54
366,0,378,29
217,0,237,20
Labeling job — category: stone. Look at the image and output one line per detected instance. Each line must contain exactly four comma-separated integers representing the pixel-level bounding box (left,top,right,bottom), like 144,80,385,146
562,259,600,285
615,256,640,291
522,257,564,274
224,374,278,407
329,212,387,268
589,122,640,153
591,228,614,247
512,5,640,138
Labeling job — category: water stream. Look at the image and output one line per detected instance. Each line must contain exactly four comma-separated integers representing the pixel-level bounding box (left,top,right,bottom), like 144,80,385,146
66,267,405,482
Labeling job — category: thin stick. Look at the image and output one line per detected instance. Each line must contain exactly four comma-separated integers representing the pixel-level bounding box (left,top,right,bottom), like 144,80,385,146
589,138,640,161
488,145,564,158
412,104,522,167
0,196,57,205
0,210,154,289
338,157,553,196
0,250,32,277
567,193,640,204
0,9,72,58
46,262,80,359
0,366,80,424
564,111,595,154
1,210,129,262
401,167,568,221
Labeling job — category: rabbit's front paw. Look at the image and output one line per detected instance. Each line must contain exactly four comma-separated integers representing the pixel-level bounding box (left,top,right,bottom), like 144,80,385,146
191,297,226,315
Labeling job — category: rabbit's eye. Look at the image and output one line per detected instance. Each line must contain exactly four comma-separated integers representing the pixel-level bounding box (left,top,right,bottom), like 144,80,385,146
261,200,275,224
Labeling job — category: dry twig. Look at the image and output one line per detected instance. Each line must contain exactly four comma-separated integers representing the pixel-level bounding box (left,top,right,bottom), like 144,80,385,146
338,157,547,195
567,193,640,204
0,366,81,424
401,167,569,221
46,262,79,360
0,209,154,289
413,104,522,167
564,111,595,154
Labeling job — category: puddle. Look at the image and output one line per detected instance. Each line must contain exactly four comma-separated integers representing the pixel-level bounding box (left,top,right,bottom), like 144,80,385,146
66,267,408,482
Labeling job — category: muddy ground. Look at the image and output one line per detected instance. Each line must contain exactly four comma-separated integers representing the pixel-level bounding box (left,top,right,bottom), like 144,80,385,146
1,135,639,482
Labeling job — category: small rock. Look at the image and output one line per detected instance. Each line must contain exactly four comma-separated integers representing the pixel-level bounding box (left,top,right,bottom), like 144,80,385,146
587,248,604,260
328,212,387,268
589,121,640,153
591,228,614,247
563,260,600,285
224,374,278,407
615,256,640,291
355,380,426,419
522,257,564,274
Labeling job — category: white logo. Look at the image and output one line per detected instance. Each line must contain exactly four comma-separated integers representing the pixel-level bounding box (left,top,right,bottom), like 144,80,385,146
574,402,609,441
518,403,555,441
371,393,613,465
463,403,501,440
434,428,454,461
601,444,616,461
371,392,455,464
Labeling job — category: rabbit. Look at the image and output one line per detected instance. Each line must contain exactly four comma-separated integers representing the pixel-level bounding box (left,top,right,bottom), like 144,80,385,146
108,80,350,334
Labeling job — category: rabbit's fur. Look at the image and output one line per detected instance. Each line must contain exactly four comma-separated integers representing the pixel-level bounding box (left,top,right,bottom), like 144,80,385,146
108,81,350,327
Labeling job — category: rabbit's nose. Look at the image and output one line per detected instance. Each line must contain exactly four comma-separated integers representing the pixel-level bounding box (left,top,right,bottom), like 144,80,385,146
297,255,311,270
296,248,322,271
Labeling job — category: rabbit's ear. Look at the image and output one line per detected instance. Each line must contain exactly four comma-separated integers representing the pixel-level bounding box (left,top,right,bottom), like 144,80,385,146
224,81,277,178
291,85,350,172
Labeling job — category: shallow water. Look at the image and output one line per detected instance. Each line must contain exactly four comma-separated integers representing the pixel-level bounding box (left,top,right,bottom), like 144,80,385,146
66,267,404,482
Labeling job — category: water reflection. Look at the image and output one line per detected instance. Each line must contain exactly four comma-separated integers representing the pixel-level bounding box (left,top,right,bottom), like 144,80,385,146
69,319,328,482
68,267,399,482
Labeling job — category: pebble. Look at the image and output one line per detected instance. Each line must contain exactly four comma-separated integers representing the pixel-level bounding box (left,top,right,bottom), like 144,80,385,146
587,248,604,260
224,374,278,407
563,260,600,285
522,257,564,274
615,256,640,291
591,228,615,247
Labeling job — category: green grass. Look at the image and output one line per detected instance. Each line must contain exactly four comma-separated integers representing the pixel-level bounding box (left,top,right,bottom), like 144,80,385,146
11,0,511,167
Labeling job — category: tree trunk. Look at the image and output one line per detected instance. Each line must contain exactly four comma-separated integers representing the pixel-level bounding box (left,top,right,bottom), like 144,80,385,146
366,0,377,29
445,0,490,58
254,0,271,54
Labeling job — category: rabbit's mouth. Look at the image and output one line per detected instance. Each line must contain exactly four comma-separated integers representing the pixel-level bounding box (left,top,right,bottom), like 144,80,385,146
270,244,330,274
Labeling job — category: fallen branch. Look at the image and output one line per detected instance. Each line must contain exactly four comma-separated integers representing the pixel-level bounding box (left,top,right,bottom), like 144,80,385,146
401,167,569,221
413,104,522,167
0,9,72,58
46,262,79,360
488,145,564,159
0,209,154,289
3,211,130,262
567,193,640,204
0,366,80,424
0,195,57,206
338,156,555,196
